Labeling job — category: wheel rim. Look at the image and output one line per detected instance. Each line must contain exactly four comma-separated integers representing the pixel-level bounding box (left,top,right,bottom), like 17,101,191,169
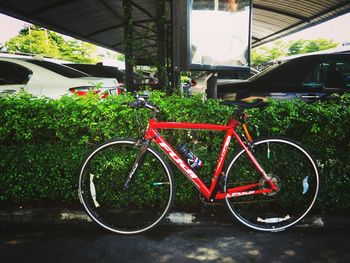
225,138,319,231
78,140,173,234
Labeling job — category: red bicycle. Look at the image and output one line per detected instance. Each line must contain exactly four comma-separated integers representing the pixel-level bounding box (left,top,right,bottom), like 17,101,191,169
78,96,319,234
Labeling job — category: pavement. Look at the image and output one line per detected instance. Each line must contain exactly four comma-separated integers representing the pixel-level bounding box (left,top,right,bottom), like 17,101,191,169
0,206,349,263
0,205,348,229
1,212,350,263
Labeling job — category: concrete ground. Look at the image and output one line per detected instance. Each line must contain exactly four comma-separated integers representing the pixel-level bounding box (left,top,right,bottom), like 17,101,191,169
0,207,349,263
1,222,349,263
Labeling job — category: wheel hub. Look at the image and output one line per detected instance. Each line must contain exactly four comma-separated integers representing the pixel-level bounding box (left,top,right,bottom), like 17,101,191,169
259,174,281,196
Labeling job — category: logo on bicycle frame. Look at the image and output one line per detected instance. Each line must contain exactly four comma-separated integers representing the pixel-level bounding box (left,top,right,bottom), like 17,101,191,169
159,142,198,179
218,135,231,168
227,190,255,198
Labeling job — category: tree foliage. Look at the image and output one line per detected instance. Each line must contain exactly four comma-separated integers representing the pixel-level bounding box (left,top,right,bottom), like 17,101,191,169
5,25,99,63
252,38,339,67
0,92,349,211
6,25,60,58
287,39,306,56
302,38,338,53
57,39,98,63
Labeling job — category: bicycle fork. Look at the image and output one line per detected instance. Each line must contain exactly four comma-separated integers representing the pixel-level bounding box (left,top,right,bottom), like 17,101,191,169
123,139,150,190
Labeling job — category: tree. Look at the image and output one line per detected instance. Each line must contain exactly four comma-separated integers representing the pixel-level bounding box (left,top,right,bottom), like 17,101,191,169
252,38,339,66
287,39,306,56
5,25,99,63
263,40,287,60
251,49,269,67
287,38,338,56
6,26,60,57
58,39,98,63
303,38,338,53
251,41,287,67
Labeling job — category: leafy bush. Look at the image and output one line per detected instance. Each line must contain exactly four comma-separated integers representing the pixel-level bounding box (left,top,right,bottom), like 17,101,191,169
0,92,349,212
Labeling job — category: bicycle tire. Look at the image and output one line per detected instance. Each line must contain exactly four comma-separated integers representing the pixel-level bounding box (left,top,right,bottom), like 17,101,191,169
224,137,319,232
78,138,175,234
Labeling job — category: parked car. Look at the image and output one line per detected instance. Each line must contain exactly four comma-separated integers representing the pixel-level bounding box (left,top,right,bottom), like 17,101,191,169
65,62,158,89
0,57,121,99
217,67,260,81
217,53,350,102
188,67,259,95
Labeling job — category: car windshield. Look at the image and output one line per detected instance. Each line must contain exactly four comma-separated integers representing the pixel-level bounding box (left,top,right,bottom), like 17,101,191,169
248,63,281,81
26,60,90,78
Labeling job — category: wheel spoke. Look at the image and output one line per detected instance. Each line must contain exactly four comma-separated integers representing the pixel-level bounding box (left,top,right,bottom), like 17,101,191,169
78,139,174,234
225,137,319,231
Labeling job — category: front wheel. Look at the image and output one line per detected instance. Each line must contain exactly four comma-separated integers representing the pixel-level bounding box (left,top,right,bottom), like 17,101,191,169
78,139,175,234
225,137,319,232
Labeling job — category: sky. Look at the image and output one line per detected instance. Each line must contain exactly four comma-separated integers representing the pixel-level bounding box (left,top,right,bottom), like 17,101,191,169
0,13,127,67
276,12,350,45
0,14,31,44
1,11,350,50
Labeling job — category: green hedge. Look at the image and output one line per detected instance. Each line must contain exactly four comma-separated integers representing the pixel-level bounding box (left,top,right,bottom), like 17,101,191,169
0,92,349,211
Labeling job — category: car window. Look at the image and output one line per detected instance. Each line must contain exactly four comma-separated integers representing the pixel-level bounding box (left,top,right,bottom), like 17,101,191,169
301,63,325,88
336,61,350,88
0,61,32,85
302,60,350,89
248,61,306,83
248,63,280,81
67,64,124,81
26,60,90,78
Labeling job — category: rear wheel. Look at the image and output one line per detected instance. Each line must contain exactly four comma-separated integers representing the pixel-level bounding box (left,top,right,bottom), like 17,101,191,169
78,139,175,234
225,137,319,231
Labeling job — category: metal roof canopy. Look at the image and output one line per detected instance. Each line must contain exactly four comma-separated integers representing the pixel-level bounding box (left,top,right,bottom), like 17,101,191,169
0,0,349,67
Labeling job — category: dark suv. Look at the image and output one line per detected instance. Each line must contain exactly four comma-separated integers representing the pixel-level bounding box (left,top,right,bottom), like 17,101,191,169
217,52,350,102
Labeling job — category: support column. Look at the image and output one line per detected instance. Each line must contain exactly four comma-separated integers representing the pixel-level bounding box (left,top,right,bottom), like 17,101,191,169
170,0,181,93
206,73,218,99
123,0,135,93
166,23,174,93
156,0,167,93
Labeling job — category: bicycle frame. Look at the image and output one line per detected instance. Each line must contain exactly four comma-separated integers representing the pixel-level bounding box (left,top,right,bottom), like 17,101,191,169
140,117,279,202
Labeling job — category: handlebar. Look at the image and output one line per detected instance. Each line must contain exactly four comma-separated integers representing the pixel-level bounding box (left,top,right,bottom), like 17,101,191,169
127,96,159,115
128,98,146,109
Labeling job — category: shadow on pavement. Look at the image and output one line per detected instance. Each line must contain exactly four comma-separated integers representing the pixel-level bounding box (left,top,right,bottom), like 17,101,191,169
1,222,349,263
